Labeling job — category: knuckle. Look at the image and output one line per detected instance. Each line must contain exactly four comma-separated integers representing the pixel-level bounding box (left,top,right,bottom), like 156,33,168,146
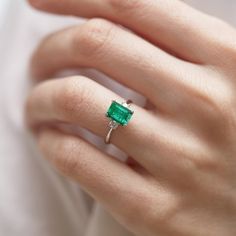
209,92,235,129
107,0,143,13
122,188,159,228
121,191,153,228
53,137,81,176
151,193,181,230
208,19,236,65
121,187,180,232
190,153,219,173
194,78,235,133
72,19,115,58
54,76,91,118
215,41,236,65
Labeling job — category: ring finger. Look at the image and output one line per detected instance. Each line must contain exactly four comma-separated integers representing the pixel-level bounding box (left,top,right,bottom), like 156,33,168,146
26,75,207,181
26,76,160,171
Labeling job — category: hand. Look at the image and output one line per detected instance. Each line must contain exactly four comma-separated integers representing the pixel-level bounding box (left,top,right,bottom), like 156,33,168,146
26,0,236,235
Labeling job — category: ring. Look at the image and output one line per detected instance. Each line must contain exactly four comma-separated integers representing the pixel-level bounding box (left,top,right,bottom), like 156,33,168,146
105,100,134,144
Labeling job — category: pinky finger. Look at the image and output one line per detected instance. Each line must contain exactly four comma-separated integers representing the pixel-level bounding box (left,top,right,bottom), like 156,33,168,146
37,127,155,230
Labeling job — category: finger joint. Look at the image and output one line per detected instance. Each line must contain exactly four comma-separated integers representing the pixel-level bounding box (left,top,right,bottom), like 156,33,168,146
72,18,115,60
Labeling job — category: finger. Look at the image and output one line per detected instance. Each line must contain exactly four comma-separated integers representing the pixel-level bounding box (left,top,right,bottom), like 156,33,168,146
26,76,161,173
28,0,232,63
26,76,210,184
37,127,159,231
31,18,197,111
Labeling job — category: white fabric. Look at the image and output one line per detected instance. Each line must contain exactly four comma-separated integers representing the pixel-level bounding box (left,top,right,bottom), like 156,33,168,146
0,1,235,235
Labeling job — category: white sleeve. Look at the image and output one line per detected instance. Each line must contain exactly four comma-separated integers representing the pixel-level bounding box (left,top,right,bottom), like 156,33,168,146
0,1,91,236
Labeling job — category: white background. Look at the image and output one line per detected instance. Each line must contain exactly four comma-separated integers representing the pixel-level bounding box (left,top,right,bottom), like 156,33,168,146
0,0,9,27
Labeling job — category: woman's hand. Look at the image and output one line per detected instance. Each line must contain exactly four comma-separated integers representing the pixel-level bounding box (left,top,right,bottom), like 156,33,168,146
26,0,236,235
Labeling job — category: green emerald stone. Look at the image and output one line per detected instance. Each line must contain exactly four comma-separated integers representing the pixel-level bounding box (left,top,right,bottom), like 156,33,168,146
106,101,134,126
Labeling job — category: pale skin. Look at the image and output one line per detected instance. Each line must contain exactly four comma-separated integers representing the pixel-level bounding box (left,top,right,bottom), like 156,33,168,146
25,0,236,235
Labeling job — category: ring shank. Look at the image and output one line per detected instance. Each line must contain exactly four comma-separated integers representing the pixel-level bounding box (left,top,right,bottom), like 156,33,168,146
105,127,114,144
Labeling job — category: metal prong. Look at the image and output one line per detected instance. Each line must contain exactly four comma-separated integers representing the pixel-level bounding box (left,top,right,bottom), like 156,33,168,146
126,99,133,105
105,120,119,144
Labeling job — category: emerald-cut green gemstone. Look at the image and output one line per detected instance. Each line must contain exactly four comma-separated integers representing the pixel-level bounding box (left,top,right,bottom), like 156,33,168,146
106,101,134,126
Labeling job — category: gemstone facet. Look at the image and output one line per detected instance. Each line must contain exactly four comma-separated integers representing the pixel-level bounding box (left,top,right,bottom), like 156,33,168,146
106,101,134,126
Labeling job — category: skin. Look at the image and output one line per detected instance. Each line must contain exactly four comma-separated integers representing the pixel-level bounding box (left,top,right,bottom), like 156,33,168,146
25,0,236,235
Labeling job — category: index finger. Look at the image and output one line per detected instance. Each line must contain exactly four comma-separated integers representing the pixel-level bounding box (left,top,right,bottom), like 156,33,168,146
28,0,230,64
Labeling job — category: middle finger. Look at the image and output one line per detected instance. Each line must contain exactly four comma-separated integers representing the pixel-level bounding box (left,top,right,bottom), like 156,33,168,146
31,18,197,112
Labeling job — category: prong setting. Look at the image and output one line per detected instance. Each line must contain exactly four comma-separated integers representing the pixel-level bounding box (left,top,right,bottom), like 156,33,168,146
105,100,134,144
